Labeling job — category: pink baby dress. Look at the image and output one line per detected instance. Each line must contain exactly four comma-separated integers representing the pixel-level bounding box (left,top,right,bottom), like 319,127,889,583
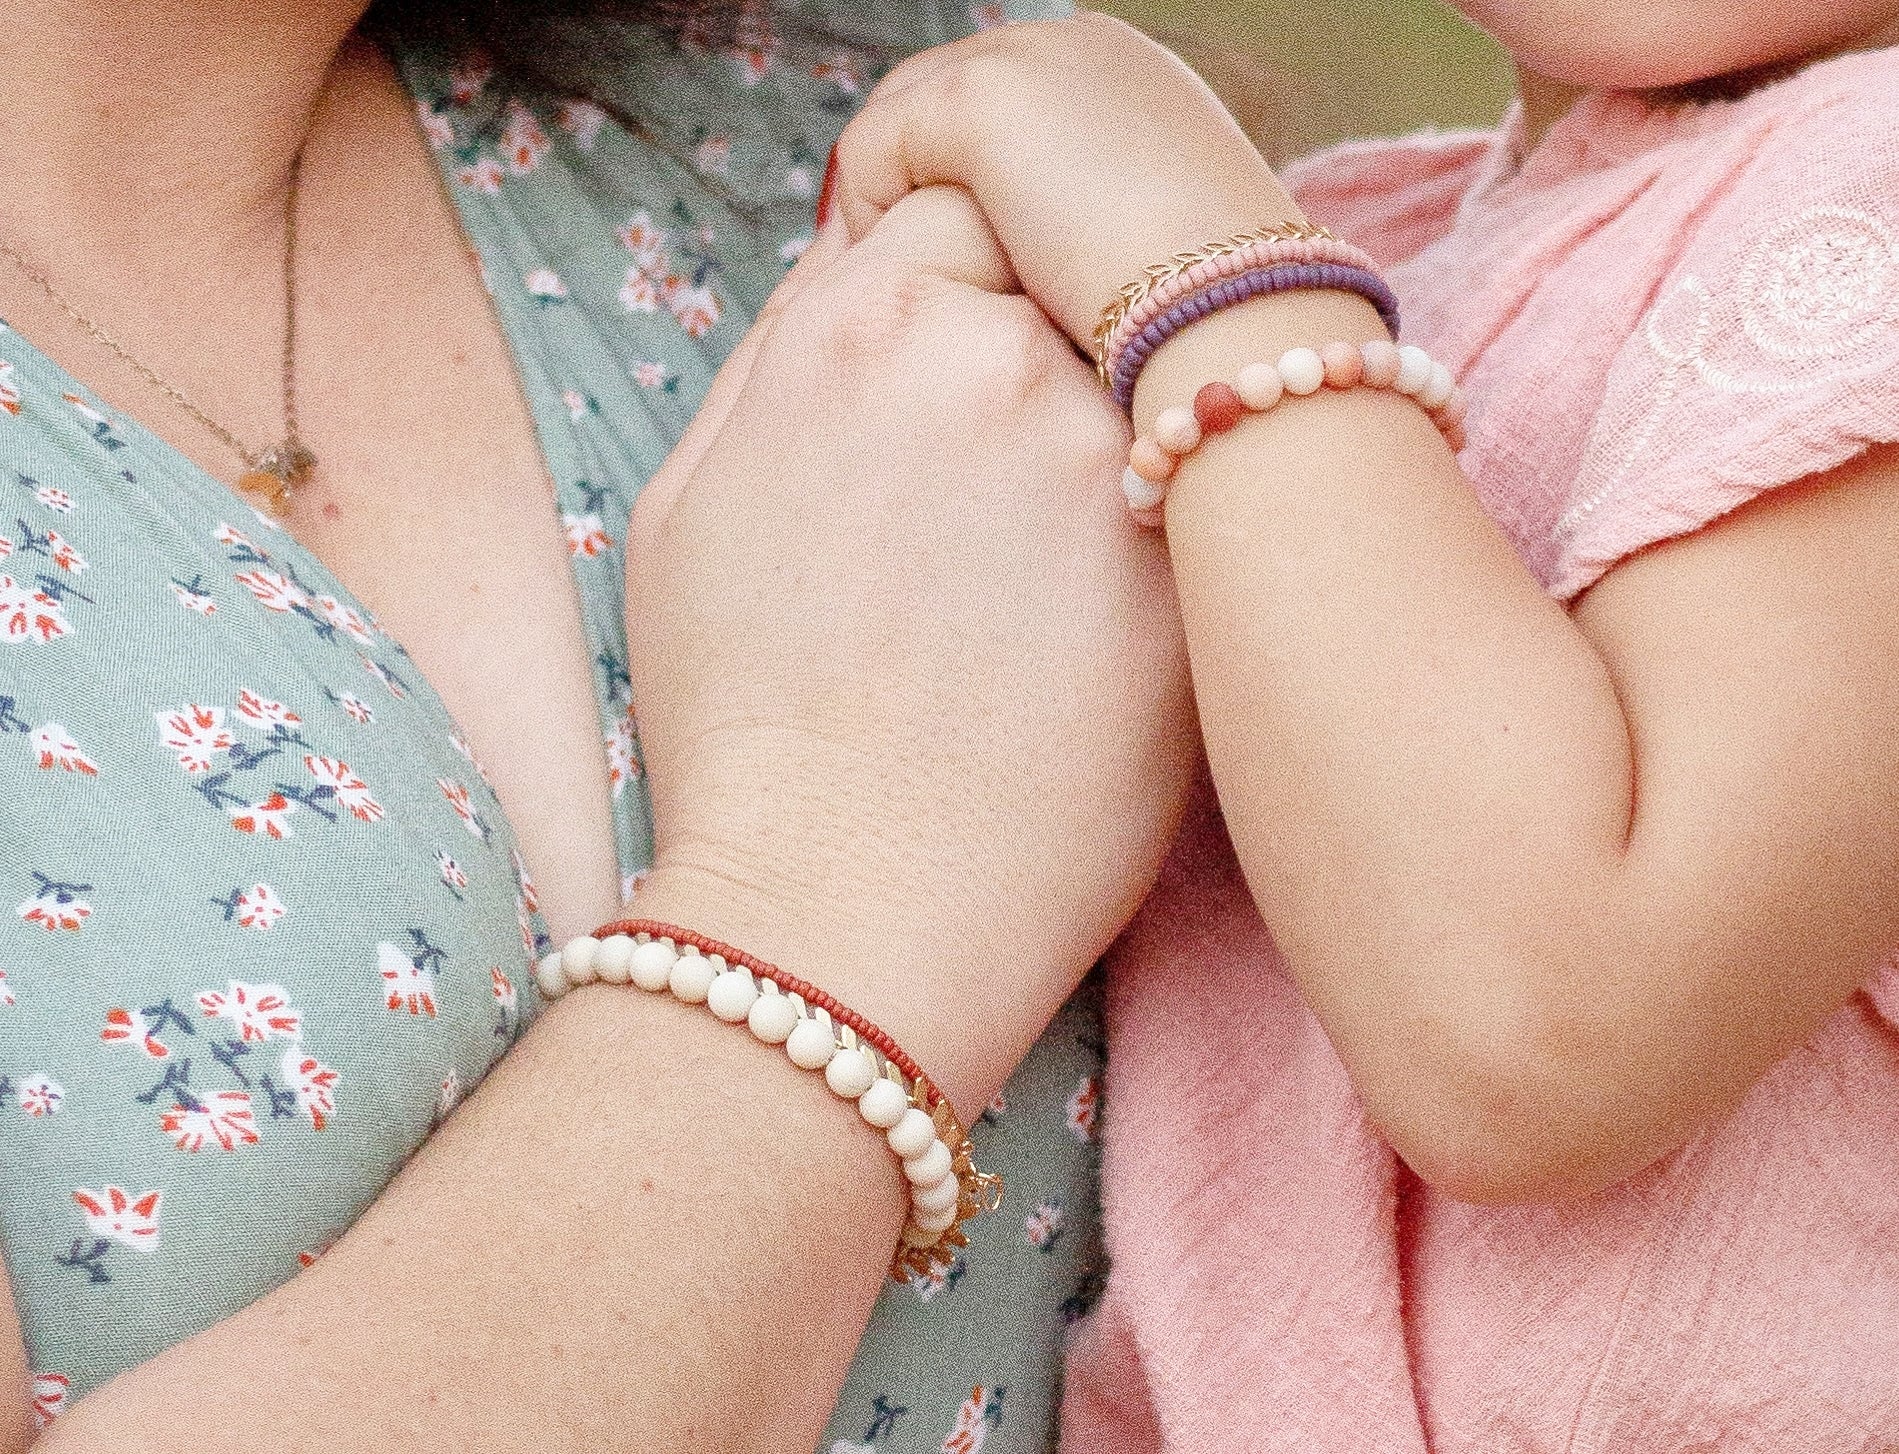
1064,44,1899,1454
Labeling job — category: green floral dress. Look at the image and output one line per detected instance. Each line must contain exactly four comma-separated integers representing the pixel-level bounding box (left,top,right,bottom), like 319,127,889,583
0,4,1103,1449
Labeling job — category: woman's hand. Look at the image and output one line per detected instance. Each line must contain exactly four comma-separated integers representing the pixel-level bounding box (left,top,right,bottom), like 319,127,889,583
826,13,1299,352
626,186,1195,1111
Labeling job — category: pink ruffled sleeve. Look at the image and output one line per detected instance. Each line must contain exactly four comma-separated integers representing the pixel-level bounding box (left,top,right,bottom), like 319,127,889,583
1549,87,1899,600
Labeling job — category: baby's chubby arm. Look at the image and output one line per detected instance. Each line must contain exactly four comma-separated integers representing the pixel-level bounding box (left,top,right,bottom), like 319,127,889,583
831,17,1899,1204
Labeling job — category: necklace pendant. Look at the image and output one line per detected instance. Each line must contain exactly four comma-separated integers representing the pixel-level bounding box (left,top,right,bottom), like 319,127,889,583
237,439,317,516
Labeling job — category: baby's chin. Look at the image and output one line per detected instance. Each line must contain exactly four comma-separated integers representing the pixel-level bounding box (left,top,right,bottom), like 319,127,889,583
1446,0,1898,91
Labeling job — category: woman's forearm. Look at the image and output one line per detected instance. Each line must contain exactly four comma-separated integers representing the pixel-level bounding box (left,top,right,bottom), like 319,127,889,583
41,876,919,1454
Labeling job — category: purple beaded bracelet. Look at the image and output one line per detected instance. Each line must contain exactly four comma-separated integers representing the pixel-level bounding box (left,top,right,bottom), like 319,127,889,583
1109,261,1402,410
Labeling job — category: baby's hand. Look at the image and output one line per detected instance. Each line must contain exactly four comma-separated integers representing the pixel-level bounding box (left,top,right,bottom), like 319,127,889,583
830,13,1300,356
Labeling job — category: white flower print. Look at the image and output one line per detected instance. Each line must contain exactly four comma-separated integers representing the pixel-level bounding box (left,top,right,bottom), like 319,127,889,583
43,530,84,573
32,484,73,513
303,755,385,823
811,54,864,95
555,98,607,149
168,580,217,615
157,704,234,773
619,268,662,314
525,267,569,304
0,360,20,416
100,1007,168,1058
160,1090,259,1152
17,877,90,932
0,534,11,560
437,777,487,839
456,157,505,194
360,656,409,700
491,966,518,1016
72,1186,162,1251
563,512,613,559
415,99,455,148
1025,1198,1064,1251
670,282,721,339
20,1074,63,1117
780,234,814,265
233,883,286,930
618,210,668,270
693,134,733,176
447,730,494,788
437,1070,462,1118
606,707,641,798
1066,1074,1099,1142
332,690,375,725
502,101,551,175
281,1048,339,1131
314,594,375,645
0,971,13,1007
197,981,302,1043
228,791,296,840
449,57,493,106
32,722,96,775
234,568,311,615
31,1372,67,1431
235,688,301,731
511,847,540,913
0,575,71,644
378,940,439,1018
783,163,815,200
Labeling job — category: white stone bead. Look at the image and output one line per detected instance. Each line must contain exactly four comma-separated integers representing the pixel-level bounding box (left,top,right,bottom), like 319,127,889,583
560,936,600,986
747,991,801,1045
824,1047,878,1099
913,1200,960,1234
669,951,716,1004
628,939,678,992
887,1107,937,1160
1277,347,1326,396
706,969,759,1024
1152,406,1201,455
912,1173,962,1215
1418,361,1456,411
903,1139,954,1186
1121,467,1165,512
533,951,568,1000
1235,361,1285,411
1394,344,1434,396
785,1017,838,1071
857,1078,911,1129
594,934,636,985
901,1222,943,1249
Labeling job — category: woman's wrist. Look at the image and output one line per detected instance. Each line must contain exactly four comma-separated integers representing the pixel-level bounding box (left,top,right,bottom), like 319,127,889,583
619,863,1005,1117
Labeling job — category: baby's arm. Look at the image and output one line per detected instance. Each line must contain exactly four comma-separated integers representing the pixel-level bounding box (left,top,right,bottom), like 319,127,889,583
835,16,1899,1202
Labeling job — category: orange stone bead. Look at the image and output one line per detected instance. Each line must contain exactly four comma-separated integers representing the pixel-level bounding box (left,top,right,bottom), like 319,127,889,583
1192,382,1246,435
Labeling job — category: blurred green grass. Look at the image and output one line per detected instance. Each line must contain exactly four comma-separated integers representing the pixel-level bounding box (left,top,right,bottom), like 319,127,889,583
1097,0,1514,158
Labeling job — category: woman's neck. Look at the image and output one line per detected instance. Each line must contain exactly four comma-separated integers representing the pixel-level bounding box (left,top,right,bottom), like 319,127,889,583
0,0,368,270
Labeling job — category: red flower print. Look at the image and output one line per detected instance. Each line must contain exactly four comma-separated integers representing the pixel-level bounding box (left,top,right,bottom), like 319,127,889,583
449,56,494,106
20,1073,63,1117
563,512,614,559
32,722,96,774
304,755,385,823
156,703,234,773
197,980,302,1042
297,1235,338,1270
378,941,439,1018
511,847,540,912
229,791,296,840
606,708,641,798
160,1090,260,1152
17,878,90,932
0,971,13,1007
213,521,258,552
555,98,607,149
32,484,73,514
491,966,518,1014
333,691,375,725
943,1386,1003,1453
360,655,409,700
0,575,72,644
72,1186,162,1250
43,530,85,573
0,360,20,416
234,883,286,929
281,1048,339,1131
31,1372,67,1431
619,268,662,314
314,594,376,645
1066,1074,1099,1143
455,157,505,194
235,567,312,615
1025,1198,1065,1251
730,46,773,85
0,535,11,560
235,688,301,731
501,101,551,175
101,1007,169,1058
437,777,487,839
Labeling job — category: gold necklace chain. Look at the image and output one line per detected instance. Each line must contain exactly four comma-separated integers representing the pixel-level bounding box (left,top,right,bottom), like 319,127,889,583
0,148,316,515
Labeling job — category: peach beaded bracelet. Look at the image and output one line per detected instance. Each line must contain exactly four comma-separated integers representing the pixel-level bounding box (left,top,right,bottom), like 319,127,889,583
534,920,1000,1280
1122,340,1468,515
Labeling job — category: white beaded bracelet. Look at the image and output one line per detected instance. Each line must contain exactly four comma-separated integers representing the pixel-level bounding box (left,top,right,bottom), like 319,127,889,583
535,920,1000,1278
